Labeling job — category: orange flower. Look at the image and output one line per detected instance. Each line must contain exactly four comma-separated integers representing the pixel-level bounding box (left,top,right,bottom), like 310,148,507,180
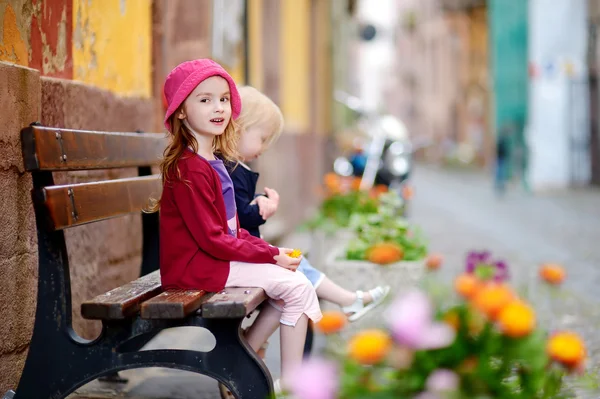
547,331,587,370
539,263,566,285
324,173,341,194
324,172,339,186
369,184,389,198
402,185,414,200
454,274,482,299
373,184,388,195
425,253,444,271
497,300,536,338
351,177,362,191
472,283,514,319
315,311,347,335
367,243,404,265
348,329,392,365
288,249,302,258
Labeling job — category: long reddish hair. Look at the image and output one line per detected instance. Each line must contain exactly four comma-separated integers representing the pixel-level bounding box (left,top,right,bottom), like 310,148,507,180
147,108,239,212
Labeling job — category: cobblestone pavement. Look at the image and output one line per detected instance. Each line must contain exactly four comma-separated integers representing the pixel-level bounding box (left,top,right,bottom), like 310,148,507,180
72,164,600,398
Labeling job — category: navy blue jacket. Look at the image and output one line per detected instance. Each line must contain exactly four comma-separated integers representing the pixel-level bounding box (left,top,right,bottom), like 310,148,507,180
226,162,265,238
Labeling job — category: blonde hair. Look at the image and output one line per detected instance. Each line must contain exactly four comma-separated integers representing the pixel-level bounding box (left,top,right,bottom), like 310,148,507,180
236,86,284,148
147,106,240,212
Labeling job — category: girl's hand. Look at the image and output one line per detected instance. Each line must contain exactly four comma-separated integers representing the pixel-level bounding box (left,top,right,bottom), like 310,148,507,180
254,196,277,220
274,247,302,271
264,187,280,207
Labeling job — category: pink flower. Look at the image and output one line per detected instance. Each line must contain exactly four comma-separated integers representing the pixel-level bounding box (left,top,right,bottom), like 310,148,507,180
287,357,339,399
426,369,459,392
385,290,455,350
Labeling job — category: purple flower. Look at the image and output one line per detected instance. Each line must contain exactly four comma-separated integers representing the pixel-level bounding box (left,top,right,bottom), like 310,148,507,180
287,357,339,399
466,251,491,273
466,250,509,282
493,260,509,281
426,369,459,392
385,290,455,350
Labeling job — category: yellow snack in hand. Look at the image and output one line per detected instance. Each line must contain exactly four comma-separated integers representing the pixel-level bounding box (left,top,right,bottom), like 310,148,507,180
289,249,302,258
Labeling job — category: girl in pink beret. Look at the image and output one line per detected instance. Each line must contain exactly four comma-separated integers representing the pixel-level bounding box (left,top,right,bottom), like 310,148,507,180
155,59,322,395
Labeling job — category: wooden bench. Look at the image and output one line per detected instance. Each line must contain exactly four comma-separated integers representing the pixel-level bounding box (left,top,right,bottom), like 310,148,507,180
4,124,273,399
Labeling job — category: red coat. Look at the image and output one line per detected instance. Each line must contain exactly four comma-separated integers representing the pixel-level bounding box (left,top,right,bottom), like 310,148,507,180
159,152,279,291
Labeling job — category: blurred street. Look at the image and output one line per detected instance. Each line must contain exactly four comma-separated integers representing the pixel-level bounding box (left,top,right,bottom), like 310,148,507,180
411,164,600,299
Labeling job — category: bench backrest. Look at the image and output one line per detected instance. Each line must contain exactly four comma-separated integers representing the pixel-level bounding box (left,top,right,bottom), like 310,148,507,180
22,124,168,327
22,125,167,230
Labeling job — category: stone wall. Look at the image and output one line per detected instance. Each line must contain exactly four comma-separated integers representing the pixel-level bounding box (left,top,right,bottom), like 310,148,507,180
0,60,155,393
0,61,40,394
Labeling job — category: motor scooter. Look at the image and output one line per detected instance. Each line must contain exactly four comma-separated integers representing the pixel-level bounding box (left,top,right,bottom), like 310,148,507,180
332,91,414,201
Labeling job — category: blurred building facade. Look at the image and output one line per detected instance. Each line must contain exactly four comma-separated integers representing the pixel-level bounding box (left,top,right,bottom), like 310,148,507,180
587,0,600,185
0,0,353,391
391,0,492,166
390,0,598,190
528,0,590,190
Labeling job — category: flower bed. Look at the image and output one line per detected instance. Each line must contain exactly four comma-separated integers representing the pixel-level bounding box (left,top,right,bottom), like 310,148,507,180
288,253,596,399
303,175,382,272
325,245,424,293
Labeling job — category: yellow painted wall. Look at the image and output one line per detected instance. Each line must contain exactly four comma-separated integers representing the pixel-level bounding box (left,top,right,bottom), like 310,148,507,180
227,46,246,86
248,0,263,90
313,0,332,135
0,4,28,67
280,0,310,133
72,0,151,98
220,31,245,85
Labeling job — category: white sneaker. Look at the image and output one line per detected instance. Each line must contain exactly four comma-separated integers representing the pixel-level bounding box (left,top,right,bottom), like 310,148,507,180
342,285,391,322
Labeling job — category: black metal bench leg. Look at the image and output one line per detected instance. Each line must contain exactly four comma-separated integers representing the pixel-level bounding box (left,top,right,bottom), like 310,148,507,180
8,317,273,399
99,329,162,383
202,317,274,399
304,323,314,356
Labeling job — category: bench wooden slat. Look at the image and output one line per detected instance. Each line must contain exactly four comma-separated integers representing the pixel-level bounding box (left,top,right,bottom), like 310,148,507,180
21,126,167,171
38,175,161,230
201,287,267,319
140,289,208,319
81,270,162,320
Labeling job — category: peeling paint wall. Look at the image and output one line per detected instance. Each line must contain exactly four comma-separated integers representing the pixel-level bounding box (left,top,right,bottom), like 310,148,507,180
72,0,152,97
0,0,151,96
30,0,73,79
0,0,72,78
0,1,31,66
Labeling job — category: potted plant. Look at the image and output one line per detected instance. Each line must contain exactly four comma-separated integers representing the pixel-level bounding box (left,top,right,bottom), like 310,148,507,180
304,173,387,268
